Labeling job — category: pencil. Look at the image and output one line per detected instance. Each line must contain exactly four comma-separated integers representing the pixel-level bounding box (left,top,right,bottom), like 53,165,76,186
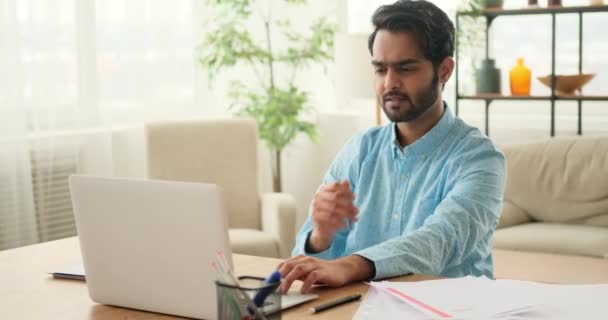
310,293,362,314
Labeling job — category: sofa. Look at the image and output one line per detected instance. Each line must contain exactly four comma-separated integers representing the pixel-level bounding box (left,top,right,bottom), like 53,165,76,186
494,136,608,259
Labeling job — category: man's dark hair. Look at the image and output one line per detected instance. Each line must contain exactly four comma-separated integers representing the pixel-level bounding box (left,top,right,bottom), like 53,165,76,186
368,0,455,67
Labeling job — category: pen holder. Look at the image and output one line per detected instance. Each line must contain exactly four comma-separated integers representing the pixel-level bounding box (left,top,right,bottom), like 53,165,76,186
215,276,282,320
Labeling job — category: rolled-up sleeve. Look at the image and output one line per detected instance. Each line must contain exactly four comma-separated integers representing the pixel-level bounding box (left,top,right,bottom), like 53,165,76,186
291,132,366,258
355,149,506,280
291,222,350,260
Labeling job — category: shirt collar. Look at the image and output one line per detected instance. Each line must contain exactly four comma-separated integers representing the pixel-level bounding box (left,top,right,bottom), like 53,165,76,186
390,101,456,160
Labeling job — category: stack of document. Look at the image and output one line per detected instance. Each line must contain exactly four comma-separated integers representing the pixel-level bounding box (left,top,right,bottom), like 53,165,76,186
354,276,608,319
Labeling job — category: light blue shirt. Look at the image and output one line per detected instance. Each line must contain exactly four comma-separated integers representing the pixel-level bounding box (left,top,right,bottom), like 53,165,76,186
292,105,506,280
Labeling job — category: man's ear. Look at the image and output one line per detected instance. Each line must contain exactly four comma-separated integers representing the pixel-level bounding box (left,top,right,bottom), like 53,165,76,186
439,57,455,85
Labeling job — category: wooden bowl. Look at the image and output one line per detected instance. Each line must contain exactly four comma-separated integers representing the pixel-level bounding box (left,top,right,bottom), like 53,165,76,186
537,73,595,95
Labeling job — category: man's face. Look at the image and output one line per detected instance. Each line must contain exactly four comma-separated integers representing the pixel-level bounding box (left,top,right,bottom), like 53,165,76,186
371,30,440,123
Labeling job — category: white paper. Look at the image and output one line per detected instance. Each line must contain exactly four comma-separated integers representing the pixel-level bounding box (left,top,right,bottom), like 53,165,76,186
354,276,608,319
353,285,433,320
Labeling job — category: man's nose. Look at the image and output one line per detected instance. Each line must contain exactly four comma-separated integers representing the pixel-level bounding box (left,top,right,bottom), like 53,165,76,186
384,69,402,91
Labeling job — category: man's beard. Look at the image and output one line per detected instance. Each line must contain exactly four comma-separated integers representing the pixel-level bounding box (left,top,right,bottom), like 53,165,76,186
381,71,440,123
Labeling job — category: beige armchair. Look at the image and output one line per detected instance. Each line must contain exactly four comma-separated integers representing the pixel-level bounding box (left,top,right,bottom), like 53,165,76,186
144,118,296,258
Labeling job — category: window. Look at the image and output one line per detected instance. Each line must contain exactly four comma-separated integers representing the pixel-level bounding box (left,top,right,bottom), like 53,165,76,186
0,0,202,250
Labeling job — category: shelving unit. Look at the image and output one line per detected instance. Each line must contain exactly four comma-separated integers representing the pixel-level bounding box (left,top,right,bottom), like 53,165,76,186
454,5,608,136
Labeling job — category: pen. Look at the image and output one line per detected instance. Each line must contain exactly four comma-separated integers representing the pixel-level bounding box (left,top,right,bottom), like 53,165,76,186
309,293,362,314
213,252,266,320
253,270,282,307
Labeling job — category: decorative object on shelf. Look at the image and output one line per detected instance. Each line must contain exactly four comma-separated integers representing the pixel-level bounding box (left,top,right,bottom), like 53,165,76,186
528,0,538,6
590,0,604,6
457,0,505,96
485,0,504,9
510,58,532,95
457,0,507,20
548,0,562,6
476,58,502,94
537,73,595,95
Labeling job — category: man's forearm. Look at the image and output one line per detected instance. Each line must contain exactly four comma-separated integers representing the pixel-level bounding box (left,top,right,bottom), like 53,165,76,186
336,255,375,282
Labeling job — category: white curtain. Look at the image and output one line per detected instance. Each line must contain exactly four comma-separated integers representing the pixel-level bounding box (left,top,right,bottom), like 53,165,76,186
0,0,208,250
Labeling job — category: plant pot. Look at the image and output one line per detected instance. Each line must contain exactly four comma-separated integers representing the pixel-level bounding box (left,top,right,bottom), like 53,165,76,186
476,58,502,94
484,0,504,8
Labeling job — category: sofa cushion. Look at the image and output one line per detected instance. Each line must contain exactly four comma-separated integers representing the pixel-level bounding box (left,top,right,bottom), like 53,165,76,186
494,223,608,258
501,137,608,225
581,214,608,228
497,200,532,229
229,229,279,258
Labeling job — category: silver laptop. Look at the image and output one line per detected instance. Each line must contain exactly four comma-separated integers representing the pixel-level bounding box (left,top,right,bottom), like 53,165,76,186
69,175,232,320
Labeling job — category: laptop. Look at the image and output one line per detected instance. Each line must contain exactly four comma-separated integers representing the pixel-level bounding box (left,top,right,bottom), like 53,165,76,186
70,175,233,319
68,175,317,320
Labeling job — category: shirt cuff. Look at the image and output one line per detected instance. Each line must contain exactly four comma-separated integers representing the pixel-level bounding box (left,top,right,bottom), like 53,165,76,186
355,247,408,280
301,231,339,260
352,254,376,279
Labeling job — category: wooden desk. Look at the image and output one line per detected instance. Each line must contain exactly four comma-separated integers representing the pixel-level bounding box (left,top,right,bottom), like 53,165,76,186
494,249,608,284
1,237,607,319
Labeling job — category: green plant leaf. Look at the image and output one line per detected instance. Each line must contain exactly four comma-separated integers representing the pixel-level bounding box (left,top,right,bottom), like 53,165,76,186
207,0,252,17
198,20,269,78
276,17,337,67
228,84,317,151
199,0,332,190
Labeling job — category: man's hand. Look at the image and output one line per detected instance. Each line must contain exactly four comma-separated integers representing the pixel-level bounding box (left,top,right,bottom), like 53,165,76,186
308,180,358,253
277,254,373,294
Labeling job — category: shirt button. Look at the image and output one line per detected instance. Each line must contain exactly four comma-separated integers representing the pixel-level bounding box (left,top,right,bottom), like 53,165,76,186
402,175,408,181
393,213,399,219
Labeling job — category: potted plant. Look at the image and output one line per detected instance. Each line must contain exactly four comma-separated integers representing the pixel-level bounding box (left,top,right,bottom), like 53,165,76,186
457,0,504,94
485,0,504,8
199,0,336,192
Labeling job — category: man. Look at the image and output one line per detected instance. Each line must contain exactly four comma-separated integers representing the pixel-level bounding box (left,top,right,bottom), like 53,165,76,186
278,0,506,294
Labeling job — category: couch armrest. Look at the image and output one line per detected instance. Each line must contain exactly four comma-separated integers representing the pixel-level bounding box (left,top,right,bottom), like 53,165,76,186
261,192,297,258
497,200,532,229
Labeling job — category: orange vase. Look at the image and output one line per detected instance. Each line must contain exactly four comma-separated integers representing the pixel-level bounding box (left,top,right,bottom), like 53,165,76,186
510,58,532,96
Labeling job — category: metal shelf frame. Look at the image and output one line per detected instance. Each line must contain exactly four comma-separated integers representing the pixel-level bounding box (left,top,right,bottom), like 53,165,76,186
454,5,608,136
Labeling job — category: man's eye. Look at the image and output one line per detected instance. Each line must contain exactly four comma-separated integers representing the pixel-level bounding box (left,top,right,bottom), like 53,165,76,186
374,68,386,74
399,67,415,72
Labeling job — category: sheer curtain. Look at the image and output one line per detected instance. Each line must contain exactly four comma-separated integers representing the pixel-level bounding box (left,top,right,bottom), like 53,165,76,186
0,0,207,250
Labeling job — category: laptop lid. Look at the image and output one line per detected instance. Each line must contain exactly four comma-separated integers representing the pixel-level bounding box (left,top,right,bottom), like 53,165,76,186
69,175,232,320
